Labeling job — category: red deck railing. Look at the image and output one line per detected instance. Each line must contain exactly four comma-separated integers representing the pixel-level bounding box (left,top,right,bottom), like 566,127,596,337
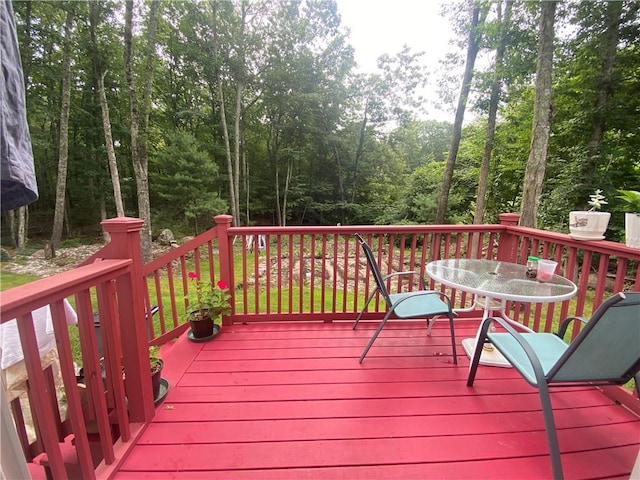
1,214,638,479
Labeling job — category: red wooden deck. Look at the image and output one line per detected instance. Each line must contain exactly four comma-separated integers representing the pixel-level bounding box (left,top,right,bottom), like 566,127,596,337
112,319,640,480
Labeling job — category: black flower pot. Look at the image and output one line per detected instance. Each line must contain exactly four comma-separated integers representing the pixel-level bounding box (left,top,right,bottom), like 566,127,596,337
150,358,164,399
189,316,214,339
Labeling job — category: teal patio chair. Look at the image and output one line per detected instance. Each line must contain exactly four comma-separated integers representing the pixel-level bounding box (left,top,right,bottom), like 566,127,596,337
467,291,640,480
352,233,457,364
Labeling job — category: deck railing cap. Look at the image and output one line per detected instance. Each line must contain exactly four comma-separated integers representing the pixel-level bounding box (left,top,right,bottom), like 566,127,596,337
101,217,145,233
215,214,233,225
499,213,520,225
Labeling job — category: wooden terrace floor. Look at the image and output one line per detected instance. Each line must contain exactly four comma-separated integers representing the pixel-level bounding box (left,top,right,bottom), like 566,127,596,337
112,319,640,479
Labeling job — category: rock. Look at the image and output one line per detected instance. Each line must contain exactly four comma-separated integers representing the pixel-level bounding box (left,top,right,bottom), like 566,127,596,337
43,241,54,259
158,229,177,246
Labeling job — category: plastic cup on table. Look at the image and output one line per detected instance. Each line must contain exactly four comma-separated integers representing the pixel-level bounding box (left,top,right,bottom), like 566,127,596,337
537,259,558,282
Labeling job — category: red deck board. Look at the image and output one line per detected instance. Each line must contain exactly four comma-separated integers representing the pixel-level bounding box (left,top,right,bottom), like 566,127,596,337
196,345,459,361
118,423,638,470
171,379,596,401
112,444,640,480
183,365,478,381
140,405,635,444
153,390,613,422
112,320,640,479
204,335,458,349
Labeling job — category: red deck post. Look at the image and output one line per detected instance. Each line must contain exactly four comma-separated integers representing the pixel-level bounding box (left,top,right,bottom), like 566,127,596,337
497,213,520,263
215,215,234,326
100,217,155,422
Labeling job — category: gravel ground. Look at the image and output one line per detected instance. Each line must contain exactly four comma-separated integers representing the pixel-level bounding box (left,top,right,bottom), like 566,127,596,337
2,245,104,277
2,243,175,278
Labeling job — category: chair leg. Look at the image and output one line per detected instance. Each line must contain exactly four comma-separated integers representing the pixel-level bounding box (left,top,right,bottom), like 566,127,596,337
466,319,492,386
448,313,457,365
353,291,377,330
426,315,438,336
538,383,564,480
359,312,392,363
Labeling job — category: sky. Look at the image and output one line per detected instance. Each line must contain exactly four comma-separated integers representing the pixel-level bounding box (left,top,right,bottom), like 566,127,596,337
335,0,459,122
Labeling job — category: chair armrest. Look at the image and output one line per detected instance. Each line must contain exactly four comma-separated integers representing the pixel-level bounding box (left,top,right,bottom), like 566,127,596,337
382,271,429,289
557,316,589,340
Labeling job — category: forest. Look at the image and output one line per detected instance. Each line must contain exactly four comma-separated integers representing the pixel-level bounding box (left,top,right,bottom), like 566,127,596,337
3,0,639,262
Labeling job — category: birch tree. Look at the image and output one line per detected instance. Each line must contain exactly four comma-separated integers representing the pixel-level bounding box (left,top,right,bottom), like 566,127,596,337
209,0,238,226
50,6,74,252
124,0,159,262
90,2,125,220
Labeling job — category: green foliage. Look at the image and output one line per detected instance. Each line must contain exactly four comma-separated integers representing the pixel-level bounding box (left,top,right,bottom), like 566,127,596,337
185,272,232,320
149,345,160,360
9,0,640,238
617,190,640,213
150,131,228,234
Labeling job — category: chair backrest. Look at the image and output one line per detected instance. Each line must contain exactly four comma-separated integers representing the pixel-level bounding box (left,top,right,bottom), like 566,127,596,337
354,234,392,306
548,292,640,384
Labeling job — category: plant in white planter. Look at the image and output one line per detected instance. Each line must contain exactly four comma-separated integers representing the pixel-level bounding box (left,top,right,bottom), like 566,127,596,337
569,189,610,240
617,190,640,249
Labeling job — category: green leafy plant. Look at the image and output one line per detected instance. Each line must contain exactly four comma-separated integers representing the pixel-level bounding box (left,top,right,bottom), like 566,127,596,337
616,190,640,213
186,272,232,321
149,345,162,375
587,189,608,211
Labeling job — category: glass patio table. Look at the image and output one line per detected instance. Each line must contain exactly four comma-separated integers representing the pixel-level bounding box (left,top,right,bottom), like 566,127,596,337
426,258,577,367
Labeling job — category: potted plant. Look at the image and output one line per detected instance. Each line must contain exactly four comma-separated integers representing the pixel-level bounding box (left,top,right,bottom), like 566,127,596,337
617,189,640,249
148,345,165,401
185,272,232,341
569,189,610,240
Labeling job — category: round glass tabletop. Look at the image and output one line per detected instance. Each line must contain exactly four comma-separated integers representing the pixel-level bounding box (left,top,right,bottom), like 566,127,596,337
426,258,577,303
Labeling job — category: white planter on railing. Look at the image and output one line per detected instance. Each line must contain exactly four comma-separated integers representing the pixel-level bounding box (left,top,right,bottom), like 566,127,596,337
568,211,611,241
625,212,640,248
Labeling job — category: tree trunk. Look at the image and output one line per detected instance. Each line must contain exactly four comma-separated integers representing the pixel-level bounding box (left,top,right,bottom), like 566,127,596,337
582,1,623,177
100,190,109,243
218,79,236,221
232,2,247,227
17,207,26,251
90,2,125,217
350,101,368,205
333,144,347,223
474,0,512,224
282,159,293,227
14,2,31,250
520,1,556,228
50,7,74,252
210,0,239,227
244,150,250,225
243,121,249,225
97,70,125,217
3,211,16,248
124,0,158,263
269,122,283,226
436,2,486,224
233,79,243,226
